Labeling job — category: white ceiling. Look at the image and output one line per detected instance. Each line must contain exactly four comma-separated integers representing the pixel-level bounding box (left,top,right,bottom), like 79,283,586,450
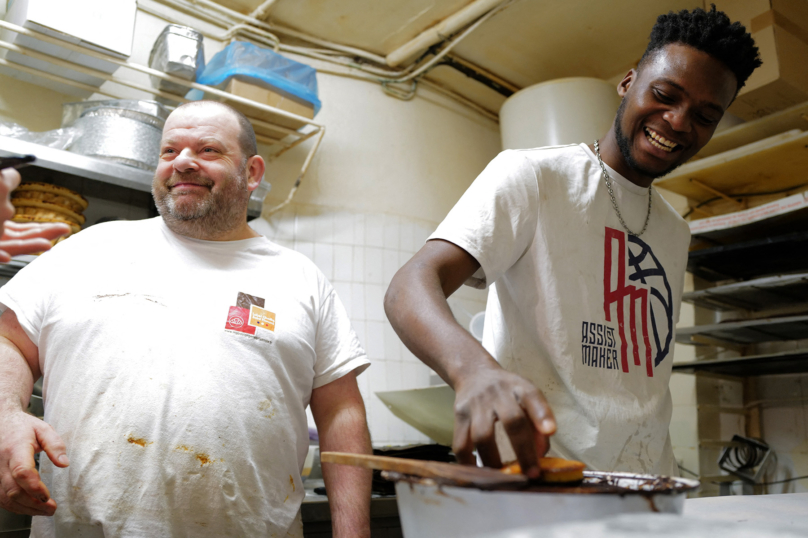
215,0,705,114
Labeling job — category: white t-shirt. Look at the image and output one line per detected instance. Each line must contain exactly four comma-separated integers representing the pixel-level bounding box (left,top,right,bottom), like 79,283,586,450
430,144,690,476
0,217,369,538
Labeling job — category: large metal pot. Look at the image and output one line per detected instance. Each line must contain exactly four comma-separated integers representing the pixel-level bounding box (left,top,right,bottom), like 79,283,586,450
62,100,171,171
392,470,699,538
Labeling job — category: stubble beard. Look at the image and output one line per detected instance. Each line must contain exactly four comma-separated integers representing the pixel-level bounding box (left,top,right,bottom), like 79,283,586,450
613,98,683,180
153,166,250,240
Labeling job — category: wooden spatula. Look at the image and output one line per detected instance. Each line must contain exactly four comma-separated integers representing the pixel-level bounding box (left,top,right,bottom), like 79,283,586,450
320,451,528,489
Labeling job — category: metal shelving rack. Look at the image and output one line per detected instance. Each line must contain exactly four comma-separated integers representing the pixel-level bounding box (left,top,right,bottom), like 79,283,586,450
0,17,327,277
662,104,808,494
0,17,325,215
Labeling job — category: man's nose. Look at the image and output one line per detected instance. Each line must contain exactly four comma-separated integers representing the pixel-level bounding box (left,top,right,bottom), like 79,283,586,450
172,148,199,172
662,106,692,133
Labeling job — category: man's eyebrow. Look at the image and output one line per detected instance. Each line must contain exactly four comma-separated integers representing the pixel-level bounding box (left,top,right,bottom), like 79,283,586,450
659,77,724,114
160,137,229,148
197,137,225,145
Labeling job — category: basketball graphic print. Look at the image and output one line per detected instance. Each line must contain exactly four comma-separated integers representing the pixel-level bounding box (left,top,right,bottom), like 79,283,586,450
597,227,673,378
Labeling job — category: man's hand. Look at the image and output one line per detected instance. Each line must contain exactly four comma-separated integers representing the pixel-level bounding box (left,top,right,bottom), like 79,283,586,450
0,169,71,262
0,410,68,516
0,221,72,263
385,240,557,478
452,363,555,478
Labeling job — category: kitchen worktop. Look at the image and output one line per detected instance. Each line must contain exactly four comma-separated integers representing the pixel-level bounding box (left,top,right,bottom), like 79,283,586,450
683,492,808,528
486,493,808,538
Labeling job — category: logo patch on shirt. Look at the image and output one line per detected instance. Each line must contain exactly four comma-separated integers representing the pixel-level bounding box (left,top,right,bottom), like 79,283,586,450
249,305,276,331
225,292,275,336
226,306,256,334
581,227,674,378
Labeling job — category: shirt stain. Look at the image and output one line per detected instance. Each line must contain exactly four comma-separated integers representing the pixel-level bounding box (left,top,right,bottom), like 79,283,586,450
127,436,151,447
175,445,223,467
258,398,276,419
289,475,295,492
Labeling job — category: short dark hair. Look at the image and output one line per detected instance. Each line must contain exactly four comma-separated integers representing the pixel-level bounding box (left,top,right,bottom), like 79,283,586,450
173,100,258,160
640,5,762,93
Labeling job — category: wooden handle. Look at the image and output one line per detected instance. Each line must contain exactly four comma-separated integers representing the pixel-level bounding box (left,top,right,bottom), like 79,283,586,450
320,452,528,488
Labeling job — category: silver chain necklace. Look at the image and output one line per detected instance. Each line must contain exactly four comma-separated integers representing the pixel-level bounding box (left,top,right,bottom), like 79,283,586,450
594,140,652,237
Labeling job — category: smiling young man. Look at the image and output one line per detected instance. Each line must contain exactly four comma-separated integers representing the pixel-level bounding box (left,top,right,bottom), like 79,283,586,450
0,101,372,538
385,7,761,478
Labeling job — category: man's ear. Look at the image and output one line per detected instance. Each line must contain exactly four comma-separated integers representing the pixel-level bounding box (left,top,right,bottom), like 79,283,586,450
245,155,266,192
617,69,636,99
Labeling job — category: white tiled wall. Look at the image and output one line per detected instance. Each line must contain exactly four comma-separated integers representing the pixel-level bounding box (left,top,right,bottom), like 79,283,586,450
251,203,489,446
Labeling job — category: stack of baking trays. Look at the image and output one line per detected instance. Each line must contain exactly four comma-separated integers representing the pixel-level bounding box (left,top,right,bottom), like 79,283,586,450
654,101,808,378
11,182,87,243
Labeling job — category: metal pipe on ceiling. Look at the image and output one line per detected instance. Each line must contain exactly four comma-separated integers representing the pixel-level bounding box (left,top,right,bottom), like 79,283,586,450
160,0,388,65
145,0,509,118
385,0,510,67
381,0,514,84
248,0,280,21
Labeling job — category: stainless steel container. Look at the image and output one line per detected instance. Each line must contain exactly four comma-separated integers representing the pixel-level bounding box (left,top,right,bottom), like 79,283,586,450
392,470,699,538
63,100,170,171
148,25,205,96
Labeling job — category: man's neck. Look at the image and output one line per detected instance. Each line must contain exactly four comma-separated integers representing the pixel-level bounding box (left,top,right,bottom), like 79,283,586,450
162,216,260,242
590,129,654,189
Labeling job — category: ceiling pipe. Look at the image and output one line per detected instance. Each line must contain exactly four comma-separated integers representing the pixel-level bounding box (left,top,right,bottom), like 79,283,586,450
249,0,281,21
385,0,510,67
176,0,388,65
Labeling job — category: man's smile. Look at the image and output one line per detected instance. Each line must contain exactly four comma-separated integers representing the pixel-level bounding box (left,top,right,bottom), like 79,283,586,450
643,127,681,153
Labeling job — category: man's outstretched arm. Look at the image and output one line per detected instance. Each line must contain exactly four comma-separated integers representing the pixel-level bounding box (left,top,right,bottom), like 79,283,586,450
384,239,555,478
0,308,68,516
311,371,372,538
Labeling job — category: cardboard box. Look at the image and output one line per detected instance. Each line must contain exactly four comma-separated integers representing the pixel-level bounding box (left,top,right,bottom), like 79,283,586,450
220,77,315,141
715,0,808,119
0,0,136,97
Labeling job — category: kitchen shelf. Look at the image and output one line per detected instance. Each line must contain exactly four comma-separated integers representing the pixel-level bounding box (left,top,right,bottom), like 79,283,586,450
0,255,32,279
683,272,808,312
696,100,808,159
689,191,808,246
0,18,326,217
676,313,808,346
672,349,808,376
687,230,808,281
655,129,808,218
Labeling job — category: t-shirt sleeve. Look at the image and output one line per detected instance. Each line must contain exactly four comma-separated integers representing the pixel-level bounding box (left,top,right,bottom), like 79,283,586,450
0,247,68,348
429,150,540,289
312,278,369,389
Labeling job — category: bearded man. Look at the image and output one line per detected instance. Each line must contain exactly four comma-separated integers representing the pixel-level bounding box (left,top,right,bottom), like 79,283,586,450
385,7,762,478
0,101,372,538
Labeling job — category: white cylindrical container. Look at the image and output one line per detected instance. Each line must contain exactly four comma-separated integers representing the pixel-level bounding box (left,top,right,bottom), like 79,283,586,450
500,77,621,150
395,471,699,538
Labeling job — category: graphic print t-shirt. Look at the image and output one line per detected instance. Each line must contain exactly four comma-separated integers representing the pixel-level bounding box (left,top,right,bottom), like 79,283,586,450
430,144,690,475
0,218,368,538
